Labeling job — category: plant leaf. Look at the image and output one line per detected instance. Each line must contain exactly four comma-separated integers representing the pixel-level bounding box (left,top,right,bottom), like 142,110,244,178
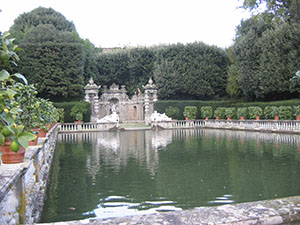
0,70,10,81
17,132,37,148
12,73,28,85
0,133,5,146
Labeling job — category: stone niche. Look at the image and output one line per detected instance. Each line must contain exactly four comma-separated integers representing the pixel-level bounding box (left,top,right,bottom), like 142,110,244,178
84,78,158,123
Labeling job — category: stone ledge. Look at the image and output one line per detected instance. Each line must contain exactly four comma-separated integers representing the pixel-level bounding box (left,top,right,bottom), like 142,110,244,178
37,196,300,225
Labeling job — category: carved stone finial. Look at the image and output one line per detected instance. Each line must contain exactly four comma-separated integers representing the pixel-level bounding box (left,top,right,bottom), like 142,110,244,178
148,77,153,85
89,77,94,85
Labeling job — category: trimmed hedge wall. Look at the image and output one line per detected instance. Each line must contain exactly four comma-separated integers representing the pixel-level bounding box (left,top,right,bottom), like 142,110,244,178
155,99,300,120
53,101,91,123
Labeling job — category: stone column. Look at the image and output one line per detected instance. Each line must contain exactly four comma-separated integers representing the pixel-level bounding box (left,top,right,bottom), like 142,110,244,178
84,78,101,122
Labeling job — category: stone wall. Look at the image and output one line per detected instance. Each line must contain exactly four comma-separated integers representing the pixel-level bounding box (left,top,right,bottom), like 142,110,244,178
154,119,300,134
0,125,58,224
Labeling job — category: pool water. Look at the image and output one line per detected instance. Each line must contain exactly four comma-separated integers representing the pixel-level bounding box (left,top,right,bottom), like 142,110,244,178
41,129,300,222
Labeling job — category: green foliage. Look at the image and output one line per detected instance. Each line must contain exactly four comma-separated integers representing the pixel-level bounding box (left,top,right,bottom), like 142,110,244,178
241,0,300,24
236,107,248,119
54,101,90,123
18,43,85,101
214,107,226,119
248,106,263,119
95,47,155,96
293,105,300,116
225,107,236,119
264,106,279,119
9,7,97,101
70,102,89,121
279,106,293,120
232,16,300,101
154,42,229,100
183,106,197,120
200,106,213,119
10,7,76,43
165,106,179,119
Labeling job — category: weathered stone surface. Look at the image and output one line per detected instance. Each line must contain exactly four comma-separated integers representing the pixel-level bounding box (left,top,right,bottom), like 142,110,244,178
0,125,59,224
38,196,300,225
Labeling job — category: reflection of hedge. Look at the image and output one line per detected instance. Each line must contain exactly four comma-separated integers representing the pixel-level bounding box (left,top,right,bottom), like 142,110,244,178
53,101,91,122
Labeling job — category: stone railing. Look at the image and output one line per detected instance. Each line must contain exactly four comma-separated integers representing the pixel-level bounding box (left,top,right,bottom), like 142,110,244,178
153,119,300,133
59,122,117,133
0,125,59,225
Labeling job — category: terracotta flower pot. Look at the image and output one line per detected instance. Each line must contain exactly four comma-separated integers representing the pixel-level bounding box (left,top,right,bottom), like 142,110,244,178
256,116,260,120
205,117,208,120
28,136,38,146
32,128,47,138
227,116,231,120
297,115,300,121
274,115,279,120
240,116,245,120
185,117,189,121
216,116,219,120
0,141,25,164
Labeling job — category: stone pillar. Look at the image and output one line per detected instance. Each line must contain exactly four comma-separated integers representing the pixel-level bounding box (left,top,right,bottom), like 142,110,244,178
144,90,151,125
143,78,158,125
84,78,101,122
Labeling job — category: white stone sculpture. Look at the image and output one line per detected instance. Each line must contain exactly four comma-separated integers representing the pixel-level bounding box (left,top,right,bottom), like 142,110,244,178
151,111,172,122
97,112,119,123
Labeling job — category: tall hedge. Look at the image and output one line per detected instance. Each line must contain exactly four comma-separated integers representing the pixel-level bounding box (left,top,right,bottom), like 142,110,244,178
95,47,156,96
18,43,85,101
154,42,229,100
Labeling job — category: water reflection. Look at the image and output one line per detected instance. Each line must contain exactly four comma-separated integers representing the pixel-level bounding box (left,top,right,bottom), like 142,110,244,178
43,129,300,222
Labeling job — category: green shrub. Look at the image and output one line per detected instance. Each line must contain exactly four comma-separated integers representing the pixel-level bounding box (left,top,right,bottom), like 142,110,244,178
183,106,197,120
236,107,248,119
293,105,300,116
248,106,263,119
165,106,179,119
200,106,213,119
54,101,91,122
264,106,279,119
214,107,226,119
279,106,293,120
225,107,236,119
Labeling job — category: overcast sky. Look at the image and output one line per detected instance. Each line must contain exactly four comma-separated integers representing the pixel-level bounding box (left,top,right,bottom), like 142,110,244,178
0,0,251,48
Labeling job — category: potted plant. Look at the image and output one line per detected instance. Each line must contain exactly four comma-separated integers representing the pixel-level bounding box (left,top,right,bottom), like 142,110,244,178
279,106,293,120
0,32,36,163
264,106,279,120
70,102,88,123
214,107,226,120
165,106,179,119
225,107,236,120
248,106,263,120
201,106,213,120
236,107,248,120
294,105,300,120
183,106,197,120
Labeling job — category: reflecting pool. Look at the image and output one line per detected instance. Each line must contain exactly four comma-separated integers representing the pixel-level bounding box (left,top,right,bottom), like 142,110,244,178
41,129,300,222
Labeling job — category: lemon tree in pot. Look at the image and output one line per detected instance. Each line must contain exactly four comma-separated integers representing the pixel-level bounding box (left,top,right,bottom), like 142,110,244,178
0,32,36,163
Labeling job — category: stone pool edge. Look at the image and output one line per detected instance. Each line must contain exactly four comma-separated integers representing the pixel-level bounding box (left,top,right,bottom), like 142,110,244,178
38,196,300,225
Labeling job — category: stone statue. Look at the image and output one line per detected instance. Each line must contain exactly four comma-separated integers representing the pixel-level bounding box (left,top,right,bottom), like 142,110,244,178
151,111,172,121
97,111,119,123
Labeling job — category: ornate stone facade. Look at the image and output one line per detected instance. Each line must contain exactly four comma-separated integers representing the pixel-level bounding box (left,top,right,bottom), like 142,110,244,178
84,78,158,123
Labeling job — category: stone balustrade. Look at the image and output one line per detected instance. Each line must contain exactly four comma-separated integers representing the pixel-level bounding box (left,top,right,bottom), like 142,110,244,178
59,122,117,133
0,125,58,225
154,119,300,134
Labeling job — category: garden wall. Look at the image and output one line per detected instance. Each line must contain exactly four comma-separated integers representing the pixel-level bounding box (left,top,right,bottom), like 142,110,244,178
0,125,58,224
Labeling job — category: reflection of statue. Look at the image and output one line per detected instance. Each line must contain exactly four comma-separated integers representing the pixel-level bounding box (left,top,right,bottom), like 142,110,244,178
151,111,172,121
